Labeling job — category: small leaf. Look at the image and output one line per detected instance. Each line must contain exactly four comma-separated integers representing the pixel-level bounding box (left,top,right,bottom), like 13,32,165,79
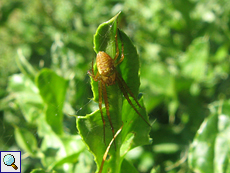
7,74,44,123
14,127,38,157
180,37,209,81
16,49,36,79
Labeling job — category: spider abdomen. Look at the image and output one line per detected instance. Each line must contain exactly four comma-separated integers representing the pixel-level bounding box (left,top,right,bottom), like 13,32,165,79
96,51,115,77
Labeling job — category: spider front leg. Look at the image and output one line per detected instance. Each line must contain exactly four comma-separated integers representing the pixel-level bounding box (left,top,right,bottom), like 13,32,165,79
88,59,107,144
88,57,97,79
114,29,125,66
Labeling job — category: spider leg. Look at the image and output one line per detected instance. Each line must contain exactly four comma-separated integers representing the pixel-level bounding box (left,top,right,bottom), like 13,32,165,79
88,57,95,75
102,81,116,150
115,29,124,66
116,72,143,109
88,57,100,81
98,80,106,145
116,72,151,127
88,58,100,82
113,22,120,63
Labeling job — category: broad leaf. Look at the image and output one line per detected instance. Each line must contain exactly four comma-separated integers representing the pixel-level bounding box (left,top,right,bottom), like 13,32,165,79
189,100,230,173
77,12,151,173
36,69,68,135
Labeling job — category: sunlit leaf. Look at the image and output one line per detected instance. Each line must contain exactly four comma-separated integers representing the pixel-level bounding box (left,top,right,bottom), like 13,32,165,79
36,69,68,135
189,100,230,173
77,12,151,173
14,127,38,157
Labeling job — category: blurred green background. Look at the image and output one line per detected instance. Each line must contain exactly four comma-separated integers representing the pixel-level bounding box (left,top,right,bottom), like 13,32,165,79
1,0,230,173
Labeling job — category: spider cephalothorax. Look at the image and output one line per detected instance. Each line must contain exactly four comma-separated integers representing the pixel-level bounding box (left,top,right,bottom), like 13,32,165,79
96,51,116,85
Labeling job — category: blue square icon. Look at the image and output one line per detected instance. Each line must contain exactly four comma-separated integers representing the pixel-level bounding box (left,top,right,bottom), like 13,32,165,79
0,151,21,173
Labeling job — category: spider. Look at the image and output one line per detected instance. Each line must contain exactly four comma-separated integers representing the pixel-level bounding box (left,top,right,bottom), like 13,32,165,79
88,24,150,148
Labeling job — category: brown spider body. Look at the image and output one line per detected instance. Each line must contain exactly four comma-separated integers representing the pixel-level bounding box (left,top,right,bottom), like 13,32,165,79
96,51,116,86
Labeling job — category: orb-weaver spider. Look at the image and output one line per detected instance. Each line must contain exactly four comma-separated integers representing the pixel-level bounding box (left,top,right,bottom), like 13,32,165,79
88,25,150,148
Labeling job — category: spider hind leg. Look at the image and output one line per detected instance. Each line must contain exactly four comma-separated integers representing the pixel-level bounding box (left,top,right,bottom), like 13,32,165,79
116,72,151,127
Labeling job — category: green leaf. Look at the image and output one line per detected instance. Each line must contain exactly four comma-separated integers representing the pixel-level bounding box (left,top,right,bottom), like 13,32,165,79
30,168,56,173
40,135,86,171
16,49,36,80
14,127,38,157
7,74,44,123
36,69,68,135
38,128,86,171
30,168,46,173
180,37,209,82
77,12,151,173
51,135,86,169
120,159,139,173
189,100,230,173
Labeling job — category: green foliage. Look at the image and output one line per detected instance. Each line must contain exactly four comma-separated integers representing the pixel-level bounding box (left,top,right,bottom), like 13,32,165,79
189,101,230,173
2,55,86,172
77,13,151,173
1,0,230,173
36,69,68,135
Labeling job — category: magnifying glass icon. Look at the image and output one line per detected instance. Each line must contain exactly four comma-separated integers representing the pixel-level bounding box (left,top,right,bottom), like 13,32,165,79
3,154,18,170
